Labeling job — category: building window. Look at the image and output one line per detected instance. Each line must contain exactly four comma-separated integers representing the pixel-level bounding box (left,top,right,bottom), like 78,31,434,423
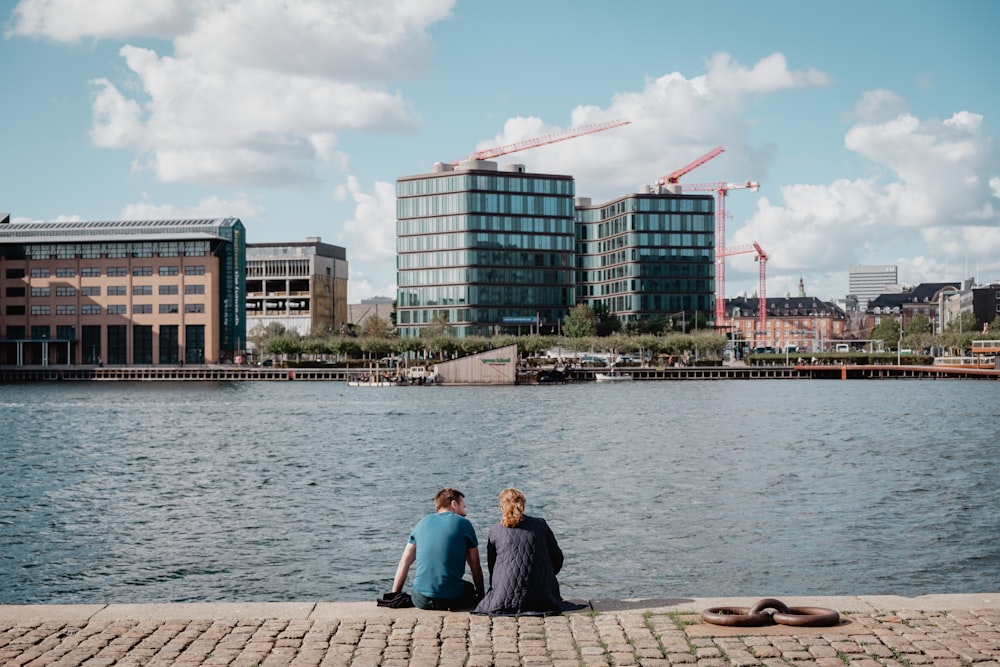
107,267,127,277
108,286,127,296
132,266,153,277
185,284,205,295
133,304,153,314
31,305,51,315
56,268,76,278
81,305,102,315
81,286,101,296
30,268,51,278
56,325,76,340
107,305,127,315
56,305,76,315
159,284,179,295
159,266,180,276
184,265,206,275
31,287,51,297
159,304,179,314
185,303,205,314
56,286,77,297
185,324,205,363
108,325,127,364
31,325,51,339
81,267,102,277
133,325,153,364
133,285,153,295
5,286,25,297
6,305,26,315
6,268,26,279
159,325,179,363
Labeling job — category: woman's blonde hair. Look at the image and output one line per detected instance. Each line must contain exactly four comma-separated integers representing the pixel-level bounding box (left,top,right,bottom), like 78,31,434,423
499,487,526,527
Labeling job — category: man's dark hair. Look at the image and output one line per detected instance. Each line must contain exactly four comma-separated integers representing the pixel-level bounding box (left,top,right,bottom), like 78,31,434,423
434,488,464,511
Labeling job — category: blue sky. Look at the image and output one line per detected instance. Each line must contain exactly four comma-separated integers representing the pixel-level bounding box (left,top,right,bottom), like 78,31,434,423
3,0,998,304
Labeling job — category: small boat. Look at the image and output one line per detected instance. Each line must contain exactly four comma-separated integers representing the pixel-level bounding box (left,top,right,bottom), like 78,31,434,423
595,369,632,382
348,366,403,387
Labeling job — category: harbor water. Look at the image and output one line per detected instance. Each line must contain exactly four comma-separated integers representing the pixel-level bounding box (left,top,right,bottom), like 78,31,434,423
2,379,998,604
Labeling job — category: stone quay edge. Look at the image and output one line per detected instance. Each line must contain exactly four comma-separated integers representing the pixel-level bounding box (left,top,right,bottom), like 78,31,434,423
1,594,998,666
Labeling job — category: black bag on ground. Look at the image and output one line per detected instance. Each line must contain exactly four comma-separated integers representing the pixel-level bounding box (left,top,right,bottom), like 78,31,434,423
377,591,414,608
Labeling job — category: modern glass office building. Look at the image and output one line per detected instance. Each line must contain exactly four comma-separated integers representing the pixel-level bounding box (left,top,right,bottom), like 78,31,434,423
396,161,576,337
575,192,716,325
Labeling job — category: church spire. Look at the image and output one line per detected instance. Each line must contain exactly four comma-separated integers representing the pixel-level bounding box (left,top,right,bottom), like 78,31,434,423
798,276,806,297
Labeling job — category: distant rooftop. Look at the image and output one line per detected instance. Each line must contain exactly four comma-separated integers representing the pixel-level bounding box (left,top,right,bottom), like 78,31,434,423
0,218,243,244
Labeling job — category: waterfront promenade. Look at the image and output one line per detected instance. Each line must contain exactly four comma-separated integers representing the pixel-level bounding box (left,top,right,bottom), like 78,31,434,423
2,594,997,666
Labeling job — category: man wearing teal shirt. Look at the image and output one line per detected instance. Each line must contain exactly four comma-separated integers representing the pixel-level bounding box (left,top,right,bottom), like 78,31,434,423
392,488,485,610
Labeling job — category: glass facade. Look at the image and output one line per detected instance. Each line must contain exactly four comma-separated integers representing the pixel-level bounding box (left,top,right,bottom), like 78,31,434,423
396,165,576,337
575,193,716,324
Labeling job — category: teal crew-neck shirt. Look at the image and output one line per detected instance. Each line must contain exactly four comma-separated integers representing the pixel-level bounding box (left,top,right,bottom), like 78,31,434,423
409,511,478,599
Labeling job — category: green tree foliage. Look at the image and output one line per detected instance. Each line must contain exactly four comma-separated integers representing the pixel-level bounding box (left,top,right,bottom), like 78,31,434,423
360,314,393,338
591,303,621,336
945,311,980,334
905,314,932,336
423,313,455,339
870,316,902,349
563,305,597,337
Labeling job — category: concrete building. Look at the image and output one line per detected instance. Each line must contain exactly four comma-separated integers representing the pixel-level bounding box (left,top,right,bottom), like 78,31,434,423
575,191,715,327
396,160,576,337
348,297,394,333
245,237,348,340
849,264,898,310
0,216,246,366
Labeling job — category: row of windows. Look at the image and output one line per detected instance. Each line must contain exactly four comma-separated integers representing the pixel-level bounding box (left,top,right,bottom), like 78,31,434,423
15,241,210,260
11,303,206,316
577,214,714,240
576,247,713,270
396,232,575,254
397,285,574,308
6,323,207,364
11,283,206,298
397,267,574,287
245,259,311,278
397,215,576,237
575,194,714,221
397,250,573,270
397,173,575,198
581,293,713,313
397,192,574,219
14,265,207,279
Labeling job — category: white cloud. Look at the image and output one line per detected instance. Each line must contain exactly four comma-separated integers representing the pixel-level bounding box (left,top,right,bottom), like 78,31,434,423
7,0,452,189
479,53,826,204
119,194,264,221
336,176,397,263
7,0,192,41
728,92,1000,298
348,266,396,304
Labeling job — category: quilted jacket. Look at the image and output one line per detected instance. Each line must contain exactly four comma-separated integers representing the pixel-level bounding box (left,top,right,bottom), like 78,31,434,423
473,515,582,616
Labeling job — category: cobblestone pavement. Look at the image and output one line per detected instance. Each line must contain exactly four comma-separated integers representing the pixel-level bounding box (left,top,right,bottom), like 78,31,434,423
1,597,997,666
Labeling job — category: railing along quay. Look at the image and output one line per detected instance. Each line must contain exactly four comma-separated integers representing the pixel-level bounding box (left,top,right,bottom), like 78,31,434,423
2,364,997,383
570,366,805,381
0,366,351,382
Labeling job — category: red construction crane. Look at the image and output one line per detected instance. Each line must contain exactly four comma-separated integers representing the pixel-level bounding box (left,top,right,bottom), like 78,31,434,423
680,181,761,325
656,146,724,187
452,118,631,164
718,242,769,347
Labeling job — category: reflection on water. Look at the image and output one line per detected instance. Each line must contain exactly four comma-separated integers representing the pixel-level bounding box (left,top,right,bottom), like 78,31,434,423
2,379,998,603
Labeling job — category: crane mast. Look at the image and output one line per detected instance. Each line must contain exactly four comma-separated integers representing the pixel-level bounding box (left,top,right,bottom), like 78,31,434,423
719,242,769,348
681,181,760,325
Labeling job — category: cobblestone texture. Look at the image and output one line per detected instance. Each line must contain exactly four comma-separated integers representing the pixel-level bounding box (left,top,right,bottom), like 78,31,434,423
0,608,997,666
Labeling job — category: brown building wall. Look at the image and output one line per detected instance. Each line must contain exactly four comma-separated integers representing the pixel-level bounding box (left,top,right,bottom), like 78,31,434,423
1,254,222,365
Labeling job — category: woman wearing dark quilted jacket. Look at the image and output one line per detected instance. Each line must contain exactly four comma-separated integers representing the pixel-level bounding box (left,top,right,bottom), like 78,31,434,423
473,488,585,616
